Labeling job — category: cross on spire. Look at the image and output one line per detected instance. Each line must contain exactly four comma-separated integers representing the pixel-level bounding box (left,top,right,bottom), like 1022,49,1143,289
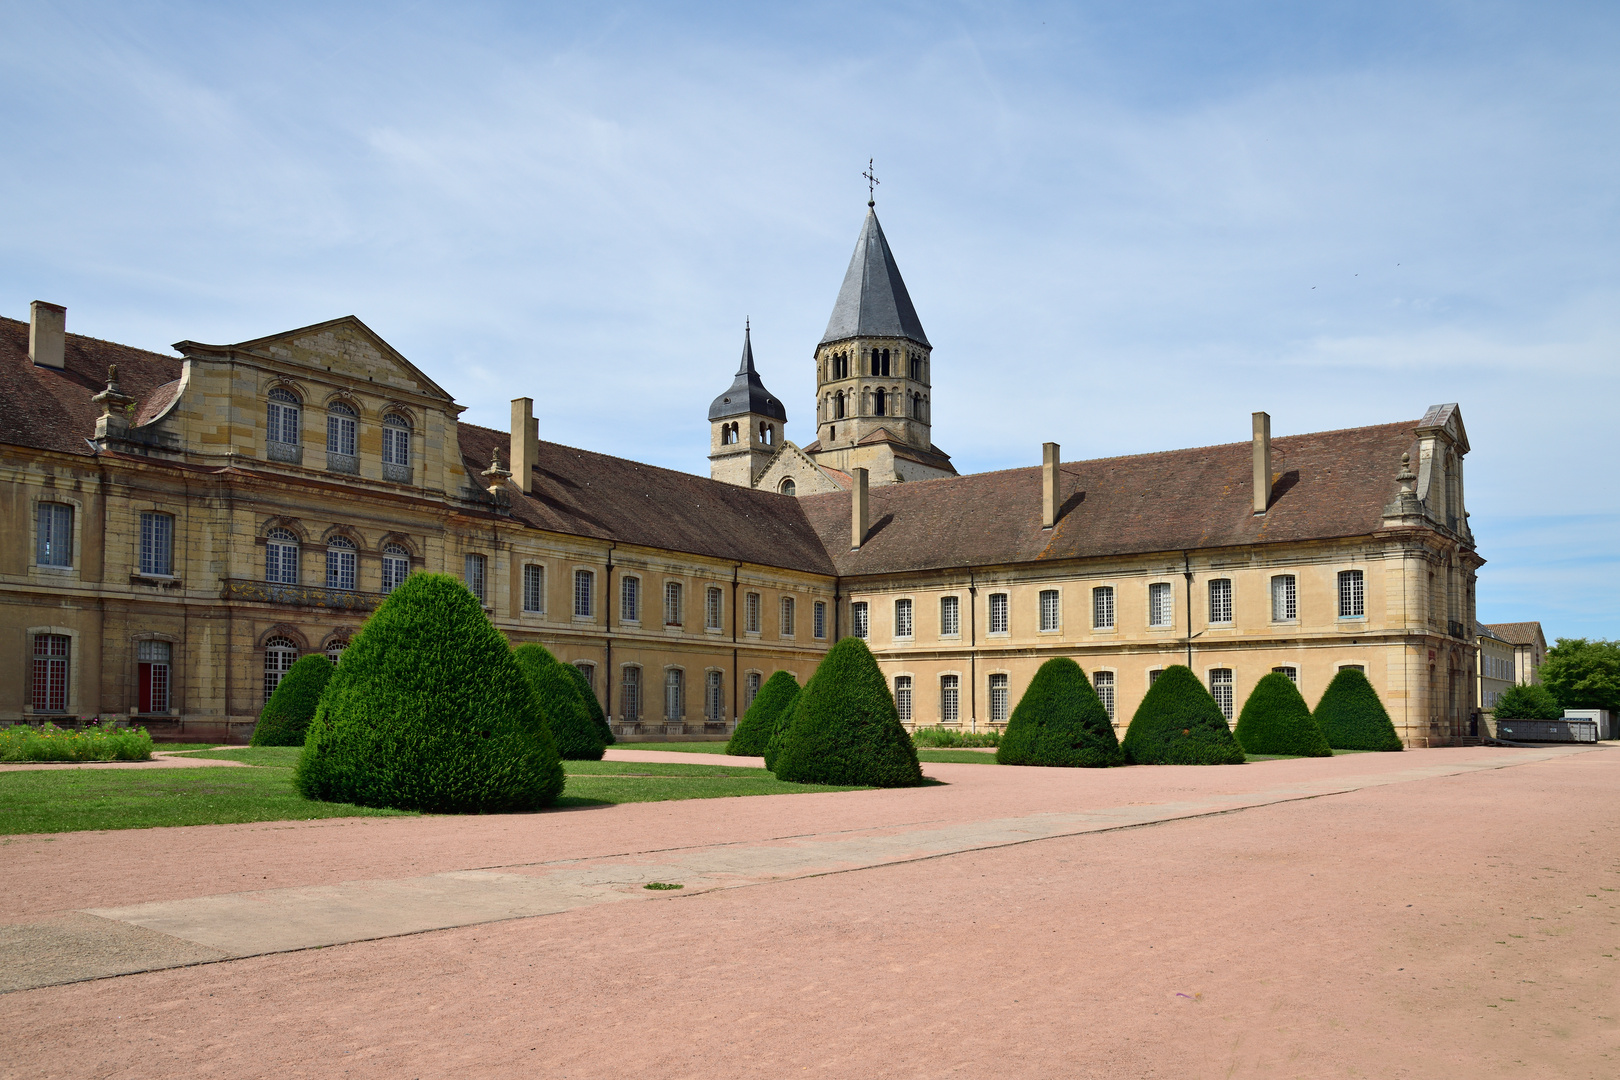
863,158,879,207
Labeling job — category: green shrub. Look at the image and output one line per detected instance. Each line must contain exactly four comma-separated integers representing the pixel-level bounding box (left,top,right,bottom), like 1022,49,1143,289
1233,673,1331,757
1120,665,1246,765
761,690,799,772
910,726,1001,748
1312,668,1404,751
995,658,1123,767
561,662,615,745
728,671,800,756
0,721,152,762
1539,638,1620,712
251,654,334,747
1492,683,1563,721
772,637,924,787
513,644,608,760
295,573,566,813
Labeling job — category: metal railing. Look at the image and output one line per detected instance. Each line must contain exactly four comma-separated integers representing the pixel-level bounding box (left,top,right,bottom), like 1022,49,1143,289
266,441,302,465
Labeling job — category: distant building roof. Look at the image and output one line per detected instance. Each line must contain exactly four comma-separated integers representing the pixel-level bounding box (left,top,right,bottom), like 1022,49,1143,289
1485,622,1546,648
819,209,930,348
708,326,787,422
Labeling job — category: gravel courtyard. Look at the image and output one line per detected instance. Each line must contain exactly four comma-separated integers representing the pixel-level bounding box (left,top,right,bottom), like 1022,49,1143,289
2,744,1616,1079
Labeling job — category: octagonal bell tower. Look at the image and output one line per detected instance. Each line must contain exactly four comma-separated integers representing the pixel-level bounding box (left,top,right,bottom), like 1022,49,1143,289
708,324,787,487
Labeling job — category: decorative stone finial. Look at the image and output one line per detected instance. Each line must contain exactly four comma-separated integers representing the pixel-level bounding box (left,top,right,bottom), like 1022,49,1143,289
481,448,512,495
1396,452,1416,494
1382,451,1423,524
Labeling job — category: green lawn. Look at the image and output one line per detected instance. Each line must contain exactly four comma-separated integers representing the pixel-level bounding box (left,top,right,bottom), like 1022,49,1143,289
2,748,867,835
915,749,999,764
613,742,1000,765
614,741,731,754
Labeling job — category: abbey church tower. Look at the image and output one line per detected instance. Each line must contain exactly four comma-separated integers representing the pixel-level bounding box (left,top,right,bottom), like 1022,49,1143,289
707,325,787,487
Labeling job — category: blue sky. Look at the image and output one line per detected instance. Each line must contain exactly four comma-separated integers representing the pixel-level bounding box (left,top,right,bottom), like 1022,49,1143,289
3,1,1616,637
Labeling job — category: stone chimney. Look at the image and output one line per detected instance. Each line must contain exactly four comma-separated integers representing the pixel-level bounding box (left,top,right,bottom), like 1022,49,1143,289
851,467,869,550
510,397,539,494
1041,442,1061,528
1252,411,1271,515
29,301,66,370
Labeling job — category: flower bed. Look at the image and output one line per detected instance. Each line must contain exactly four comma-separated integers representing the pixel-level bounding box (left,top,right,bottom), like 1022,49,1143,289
0,721,154,763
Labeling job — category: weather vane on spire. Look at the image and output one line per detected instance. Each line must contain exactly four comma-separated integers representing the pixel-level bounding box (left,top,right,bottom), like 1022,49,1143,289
863,158,880,207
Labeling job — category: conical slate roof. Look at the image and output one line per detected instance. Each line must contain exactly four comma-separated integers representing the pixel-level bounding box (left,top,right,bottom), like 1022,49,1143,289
820,209,930,348
708,326,787,422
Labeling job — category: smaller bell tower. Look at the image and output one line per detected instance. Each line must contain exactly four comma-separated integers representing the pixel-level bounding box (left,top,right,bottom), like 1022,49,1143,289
708,324,787,488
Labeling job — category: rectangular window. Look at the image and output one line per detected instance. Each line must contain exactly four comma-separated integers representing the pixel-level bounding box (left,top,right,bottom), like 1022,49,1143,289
1092,586,1115,629
940,674,960,722
1092,670,1115,720
1148,582,1173,627
382,549,410,594
266,396,300,446
1271,575,1297,621
940,595,960,637
989,673,1009,723
852,601,869,639
988,593,1009,635
664,581,683,626
1148,668,1163,687
1338,569,1365,618
1209,669,1234,721
574,569,595,617
137,640,171,713
621,666,640,722
813,600,826,639
894,598,913,638
31,633,70,711
139,512,173,576
745,671,761,709
621,576,640,622
1208,578,1232,624
895,675,913,722
463,553,485,602
745,592,762,634
327,411,357,456
706,670,724,721
1272,665,1298,684
574,663,595,696
36,502,73,567
664,669,684,721
781,596,795,637
522,564,545,613
1039,589,1060,632
706,586,724,631
1340,664,1365,674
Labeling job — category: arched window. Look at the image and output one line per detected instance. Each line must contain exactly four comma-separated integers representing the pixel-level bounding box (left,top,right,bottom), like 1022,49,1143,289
881,348,890,376
382,414,411,481
264,636,298,697
266,528,299,584
327,401,358,473
326,535,357,591
326,639,347,664
834,391,845,419
382,543,411,594
721,425,734,446
779,478,796,496
267,388,301,461
874,387,887,416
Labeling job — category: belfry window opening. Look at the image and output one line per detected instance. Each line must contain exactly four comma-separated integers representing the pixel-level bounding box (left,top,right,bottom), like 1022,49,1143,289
874,387,887,416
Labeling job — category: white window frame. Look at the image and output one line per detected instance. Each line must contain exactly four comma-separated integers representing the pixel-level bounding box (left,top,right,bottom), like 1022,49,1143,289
1148,582,1174,628
744,670,762,709
327,536,359,592
781,595,796,637
705,670,724,722
265,528,300,585
705,586,725,632
1208,578,1233,625
894,675,913,722
136,639,172,714
989,672,1009,723
1038,589,1060,633
381,413,411,469
940,673,960,723
1272,665,1299,684
31,632,71,713
664,581,683,627
326,400,358,457
620,664,641,721
621,575,641,624
574,569,595,618
745,592,762,635
263,636,299,698
266,387,301,447
851,601,869,639
1091,669,1115,720
1337,569,1365,619
522,563,545,613
35,501,74,569
940,594,960,638
1093,585,1115,630
664,667,685,722
1271,574,1297,622
988,592,1009,636
462,552,486,603
574,662,596,696
813,600,827,639
139,511,174,577
894,597,913,639
1209,668,1235,721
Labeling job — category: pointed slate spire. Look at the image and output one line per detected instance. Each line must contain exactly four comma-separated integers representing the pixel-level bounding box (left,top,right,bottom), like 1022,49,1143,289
820,209,930,348
708,323,787,421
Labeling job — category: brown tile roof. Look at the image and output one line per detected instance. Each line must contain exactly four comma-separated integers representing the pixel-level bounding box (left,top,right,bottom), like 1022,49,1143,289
798,420,1425,576
454,424,837,575
1484,622,1545,647
0,316,183,456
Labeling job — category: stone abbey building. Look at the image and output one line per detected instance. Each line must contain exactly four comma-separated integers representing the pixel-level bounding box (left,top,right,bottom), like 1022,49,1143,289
0,206,1482,746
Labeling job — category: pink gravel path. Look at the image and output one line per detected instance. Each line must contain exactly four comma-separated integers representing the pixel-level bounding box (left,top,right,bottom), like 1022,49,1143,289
0,752,251,773
3,746,1617,1078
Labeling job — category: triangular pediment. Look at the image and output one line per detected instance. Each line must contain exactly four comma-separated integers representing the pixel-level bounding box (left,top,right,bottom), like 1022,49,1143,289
176,315,453,402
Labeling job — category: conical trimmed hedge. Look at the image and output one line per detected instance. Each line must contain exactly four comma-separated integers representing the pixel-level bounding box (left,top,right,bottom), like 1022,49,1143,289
561,662,615,745
772,637,924,787
513,643,608,760
1313,668,1404,750
1234,672,1331,756
251,653,333,747
761,690,799,772
728,671,800,756
1120,665,1246,765
295,573,566,812
996,658,1123,767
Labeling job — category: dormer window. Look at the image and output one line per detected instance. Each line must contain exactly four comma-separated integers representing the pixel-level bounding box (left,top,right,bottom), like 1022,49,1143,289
382,413,411,483
327,402,358,474
266,388,301,463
